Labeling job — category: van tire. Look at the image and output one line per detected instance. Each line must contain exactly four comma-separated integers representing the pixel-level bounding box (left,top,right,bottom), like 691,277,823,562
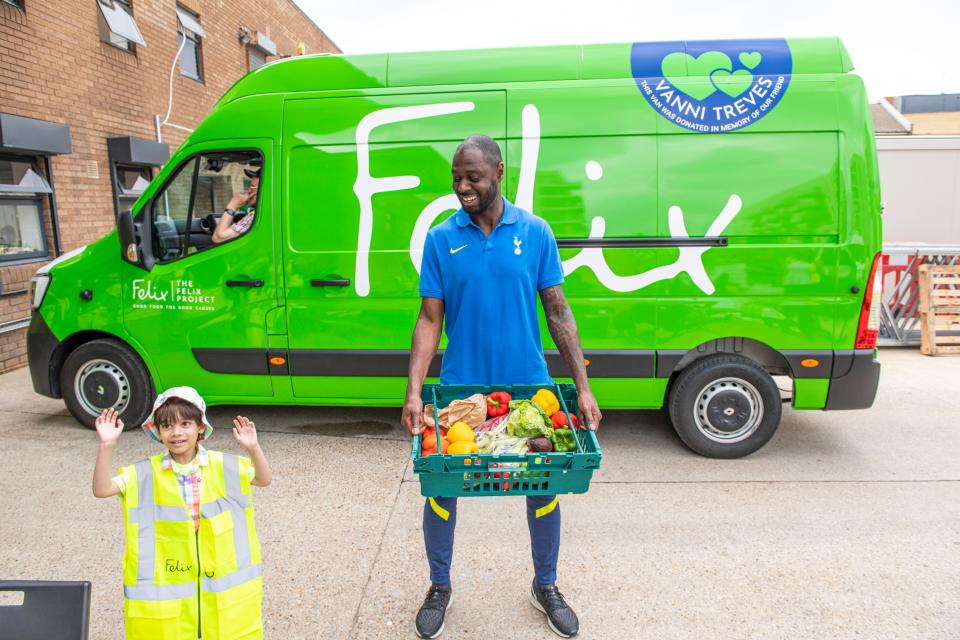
668,354,781,459
61,339,154,431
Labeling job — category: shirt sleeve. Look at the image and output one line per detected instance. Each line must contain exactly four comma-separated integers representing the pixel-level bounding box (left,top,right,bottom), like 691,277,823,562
248,466,256,482
229,211,255,234
537,222,565,291
113,465,136,496
418,232,444,299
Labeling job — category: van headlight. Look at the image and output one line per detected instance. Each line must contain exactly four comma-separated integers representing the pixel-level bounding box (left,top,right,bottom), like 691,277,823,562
30,274,51,311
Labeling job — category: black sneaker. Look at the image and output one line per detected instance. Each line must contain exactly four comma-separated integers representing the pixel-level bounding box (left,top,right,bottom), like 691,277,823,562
414,584,453,639
530,580,580,638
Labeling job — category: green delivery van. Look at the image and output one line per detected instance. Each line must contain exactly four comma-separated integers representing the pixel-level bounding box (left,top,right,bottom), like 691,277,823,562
27,37,882,458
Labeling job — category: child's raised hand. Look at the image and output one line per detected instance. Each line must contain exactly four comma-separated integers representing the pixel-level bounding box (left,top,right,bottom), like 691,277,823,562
232,416,259,450
94,408,124,444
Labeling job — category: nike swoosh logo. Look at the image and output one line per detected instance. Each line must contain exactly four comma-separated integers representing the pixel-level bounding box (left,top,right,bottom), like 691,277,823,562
450,245,468,254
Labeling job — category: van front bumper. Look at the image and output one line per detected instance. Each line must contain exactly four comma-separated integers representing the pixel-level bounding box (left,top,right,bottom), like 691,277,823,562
825,349,880,410
27,312,61,398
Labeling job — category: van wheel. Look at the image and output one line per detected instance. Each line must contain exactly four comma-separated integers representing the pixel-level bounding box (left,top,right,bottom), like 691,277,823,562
668,355,781,458
61,339,154,431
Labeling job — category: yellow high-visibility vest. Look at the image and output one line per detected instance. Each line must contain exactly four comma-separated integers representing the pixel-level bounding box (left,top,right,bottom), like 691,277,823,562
119,451,262,640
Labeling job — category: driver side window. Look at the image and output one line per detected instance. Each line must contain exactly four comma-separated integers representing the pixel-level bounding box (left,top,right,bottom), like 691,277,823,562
150,150,263,264
151,157,196,263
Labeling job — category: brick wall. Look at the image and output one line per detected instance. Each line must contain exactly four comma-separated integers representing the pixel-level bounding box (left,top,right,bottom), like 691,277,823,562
909,112,960,135
0,0,338,373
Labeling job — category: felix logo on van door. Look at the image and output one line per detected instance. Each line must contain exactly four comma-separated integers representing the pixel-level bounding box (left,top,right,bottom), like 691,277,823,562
132,278,215,311
631,39,792,132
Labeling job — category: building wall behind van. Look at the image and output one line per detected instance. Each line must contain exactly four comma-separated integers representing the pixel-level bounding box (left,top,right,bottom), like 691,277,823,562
0,1,338,372
877,136,960,244
909,113,960,135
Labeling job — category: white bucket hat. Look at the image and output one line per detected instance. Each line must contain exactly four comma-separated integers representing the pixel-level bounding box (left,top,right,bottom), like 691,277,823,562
142,386,214,443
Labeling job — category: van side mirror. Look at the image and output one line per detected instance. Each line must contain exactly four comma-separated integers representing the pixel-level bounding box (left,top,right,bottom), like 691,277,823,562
117,208,145,268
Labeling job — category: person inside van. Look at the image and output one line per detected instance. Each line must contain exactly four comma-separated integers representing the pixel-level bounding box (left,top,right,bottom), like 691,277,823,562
212,164,260,243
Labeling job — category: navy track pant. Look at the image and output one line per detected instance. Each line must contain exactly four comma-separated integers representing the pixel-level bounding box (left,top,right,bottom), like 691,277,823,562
422,494,561,586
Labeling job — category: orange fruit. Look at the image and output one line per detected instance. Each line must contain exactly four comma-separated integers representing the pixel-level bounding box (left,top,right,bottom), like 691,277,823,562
421,432,437,455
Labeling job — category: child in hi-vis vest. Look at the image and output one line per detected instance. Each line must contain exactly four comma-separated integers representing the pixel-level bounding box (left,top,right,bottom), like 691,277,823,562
92,386,272,640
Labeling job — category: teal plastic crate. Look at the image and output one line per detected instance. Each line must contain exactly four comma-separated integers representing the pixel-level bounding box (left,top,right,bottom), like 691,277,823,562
412,383,602,497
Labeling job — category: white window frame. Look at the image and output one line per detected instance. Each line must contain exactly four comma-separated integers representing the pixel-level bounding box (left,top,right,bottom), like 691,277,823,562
175,7,205,38
96,0,146,48
176,6,204,82
0,155,52,262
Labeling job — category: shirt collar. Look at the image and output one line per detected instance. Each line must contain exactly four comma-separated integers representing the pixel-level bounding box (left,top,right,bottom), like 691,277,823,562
161,444,209,471
454,197,518,229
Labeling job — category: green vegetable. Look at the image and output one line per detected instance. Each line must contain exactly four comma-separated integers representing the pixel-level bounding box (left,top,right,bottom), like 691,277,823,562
506,400,553,438
548,428,577,452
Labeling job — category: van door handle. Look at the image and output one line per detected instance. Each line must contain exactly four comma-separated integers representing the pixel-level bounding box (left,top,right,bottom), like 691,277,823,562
311,279,350,287
226,279,264,287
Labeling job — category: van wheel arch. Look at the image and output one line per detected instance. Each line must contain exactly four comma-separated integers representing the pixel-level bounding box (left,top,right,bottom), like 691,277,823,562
55,334,155,431
49,331,130,398
661,338,789,458
663,337,792,380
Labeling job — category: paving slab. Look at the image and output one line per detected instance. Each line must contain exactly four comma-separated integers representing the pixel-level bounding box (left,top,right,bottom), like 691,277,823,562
352,479,960,640
0,347,957,639
0,366,69,416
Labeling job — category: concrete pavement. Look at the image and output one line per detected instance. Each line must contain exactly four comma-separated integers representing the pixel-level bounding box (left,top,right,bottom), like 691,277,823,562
0,348,957,639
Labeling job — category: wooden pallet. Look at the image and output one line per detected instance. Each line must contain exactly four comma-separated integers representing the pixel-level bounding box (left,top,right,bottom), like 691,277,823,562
919,264,960,355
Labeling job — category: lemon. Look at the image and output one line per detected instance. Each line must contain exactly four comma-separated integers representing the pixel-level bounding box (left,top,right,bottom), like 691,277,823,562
446,421,475,443
448,440,478,455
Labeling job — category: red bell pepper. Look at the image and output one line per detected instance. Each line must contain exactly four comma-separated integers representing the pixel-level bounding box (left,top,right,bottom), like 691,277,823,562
486,391,512,417
551,412,578,430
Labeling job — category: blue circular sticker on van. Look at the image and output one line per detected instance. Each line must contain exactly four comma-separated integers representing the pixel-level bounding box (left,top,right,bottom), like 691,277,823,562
631,39,792,132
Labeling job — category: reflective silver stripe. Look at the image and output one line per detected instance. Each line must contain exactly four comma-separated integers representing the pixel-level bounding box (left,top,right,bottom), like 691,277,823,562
124,581,196,601
201,563,262,593
129,505,191,523
199,495,250,519
222,454,253,571
133,459,155,587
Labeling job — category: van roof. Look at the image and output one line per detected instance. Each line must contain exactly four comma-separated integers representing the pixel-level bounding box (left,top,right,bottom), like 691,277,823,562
219,37,853,105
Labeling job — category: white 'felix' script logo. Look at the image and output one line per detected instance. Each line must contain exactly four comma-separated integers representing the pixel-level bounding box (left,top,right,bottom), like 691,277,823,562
132,279,169,302
353,103,741,296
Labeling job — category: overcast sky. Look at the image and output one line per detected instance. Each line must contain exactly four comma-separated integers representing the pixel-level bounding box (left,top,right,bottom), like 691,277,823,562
292,0,958,102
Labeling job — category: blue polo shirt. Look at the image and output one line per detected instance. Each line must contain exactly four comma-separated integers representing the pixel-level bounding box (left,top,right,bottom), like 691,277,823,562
419,198,564,385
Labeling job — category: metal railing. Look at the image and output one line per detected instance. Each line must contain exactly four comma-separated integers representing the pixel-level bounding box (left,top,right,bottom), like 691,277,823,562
880,244,960,346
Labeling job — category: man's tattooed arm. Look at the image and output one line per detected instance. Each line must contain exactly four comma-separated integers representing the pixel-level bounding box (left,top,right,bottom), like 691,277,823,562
540,285,603,429
540,285,588,388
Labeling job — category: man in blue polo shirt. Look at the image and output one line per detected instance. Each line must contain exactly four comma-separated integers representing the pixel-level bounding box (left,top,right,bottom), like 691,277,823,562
402,135,602,639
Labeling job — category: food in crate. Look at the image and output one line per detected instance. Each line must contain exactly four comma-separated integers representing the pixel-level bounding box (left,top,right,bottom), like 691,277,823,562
423,393,486,429
423,388,579,456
